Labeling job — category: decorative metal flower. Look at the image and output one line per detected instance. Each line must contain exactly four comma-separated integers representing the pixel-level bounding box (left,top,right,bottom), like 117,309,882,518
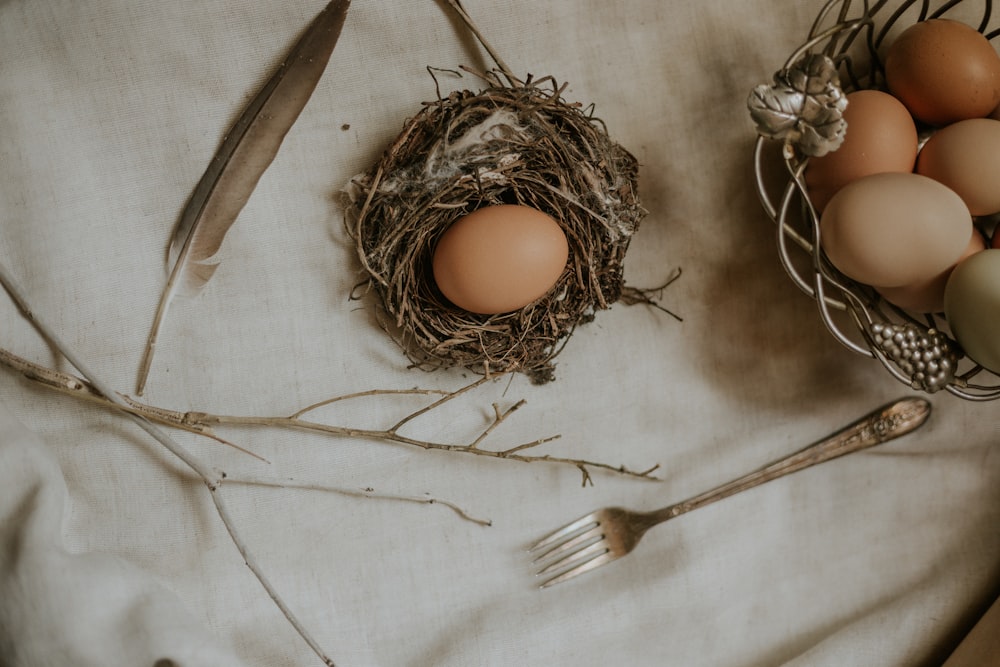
748,53,848,157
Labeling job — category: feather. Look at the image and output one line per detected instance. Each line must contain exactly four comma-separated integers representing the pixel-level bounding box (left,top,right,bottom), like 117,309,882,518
135,0,351,395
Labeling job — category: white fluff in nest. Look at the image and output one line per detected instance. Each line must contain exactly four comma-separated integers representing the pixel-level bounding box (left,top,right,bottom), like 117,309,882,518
345,109,528,200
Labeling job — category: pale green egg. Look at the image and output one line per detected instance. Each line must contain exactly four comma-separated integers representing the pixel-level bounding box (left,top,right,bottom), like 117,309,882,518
944,249,1000,373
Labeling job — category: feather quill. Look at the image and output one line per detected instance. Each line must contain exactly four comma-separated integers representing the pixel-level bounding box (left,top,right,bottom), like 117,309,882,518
136,0,351,395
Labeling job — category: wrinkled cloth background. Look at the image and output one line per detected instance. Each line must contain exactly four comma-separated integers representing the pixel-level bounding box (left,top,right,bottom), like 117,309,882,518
1,1,998,666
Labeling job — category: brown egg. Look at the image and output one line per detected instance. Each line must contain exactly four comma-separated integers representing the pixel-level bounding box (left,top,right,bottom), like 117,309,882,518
432,205,569,315
876,228,985,312
917,118,1000,216
820,172,973,287
805,90,919,211
885,19,1000,126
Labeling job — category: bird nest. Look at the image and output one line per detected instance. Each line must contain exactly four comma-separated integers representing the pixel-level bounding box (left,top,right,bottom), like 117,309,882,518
748,0,1000,400
344,72,647,383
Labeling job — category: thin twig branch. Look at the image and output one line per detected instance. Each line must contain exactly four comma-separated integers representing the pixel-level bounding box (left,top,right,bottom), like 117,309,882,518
444,0,516,85
0,347,270,461
290,386,452,420
620,267,684,322
231,475,492,526
385,374,491,432
0,349,661,483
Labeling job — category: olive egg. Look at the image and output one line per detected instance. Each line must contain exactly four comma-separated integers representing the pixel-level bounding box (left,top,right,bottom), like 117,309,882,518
944,249,1000,373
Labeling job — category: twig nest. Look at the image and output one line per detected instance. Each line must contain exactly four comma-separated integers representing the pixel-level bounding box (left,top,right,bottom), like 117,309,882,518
344,73,646,383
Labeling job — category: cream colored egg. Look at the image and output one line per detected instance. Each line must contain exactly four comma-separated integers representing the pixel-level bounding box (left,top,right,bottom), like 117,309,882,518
820,172,973,288
944,248,1000,373
432,205,569,315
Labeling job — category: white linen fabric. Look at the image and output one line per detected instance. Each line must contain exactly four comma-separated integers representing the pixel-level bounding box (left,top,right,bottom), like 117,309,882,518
0,1,997,666
0,403,248,666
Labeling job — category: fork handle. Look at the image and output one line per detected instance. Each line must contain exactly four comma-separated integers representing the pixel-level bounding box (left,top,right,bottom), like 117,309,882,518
646,396,931,525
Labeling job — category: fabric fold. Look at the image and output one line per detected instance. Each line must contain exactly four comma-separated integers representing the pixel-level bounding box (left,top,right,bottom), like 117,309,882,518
0,402,248,667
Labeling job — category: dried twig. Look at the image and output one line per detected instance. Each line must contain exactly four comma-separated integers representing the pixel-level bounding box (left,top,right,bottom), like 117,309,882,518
620,267,685,321
231,475,493,526
0,348,661,484
443,0,515,84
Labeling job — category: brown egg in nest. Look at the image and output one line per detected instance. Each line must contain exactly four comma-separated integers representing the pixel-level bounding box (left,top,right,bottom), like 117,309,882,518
343,72,650,383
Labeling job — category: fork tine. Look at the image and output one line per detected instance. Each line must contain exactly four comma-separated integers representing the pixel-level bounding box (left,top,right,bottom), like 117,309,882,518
538,548,618,588
536,538,609,577
531,524,603,565
529,512,599,553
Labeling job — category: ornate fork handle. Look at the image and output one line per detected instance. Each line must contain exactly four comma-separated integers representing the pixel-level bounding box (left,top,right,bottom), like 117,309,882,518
643,396,932,526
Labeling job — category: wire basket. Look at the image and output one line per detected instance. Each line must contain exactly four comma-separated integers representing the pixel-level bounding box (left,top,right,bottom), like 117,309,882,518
749,0,1000,400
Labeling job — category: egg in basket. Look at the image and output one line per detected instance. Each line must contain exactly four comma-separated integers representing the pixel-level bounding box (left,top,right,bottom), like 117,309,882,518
749,0,1000,400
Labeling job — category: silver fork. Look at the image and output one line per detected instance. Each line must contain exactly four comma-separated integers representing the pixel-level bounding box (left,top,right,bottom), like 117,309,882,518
530,396,931,588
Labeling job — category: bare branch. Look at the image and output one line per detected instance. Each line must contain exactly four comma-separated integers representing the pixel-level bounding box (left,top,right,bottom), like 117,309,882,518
231,475,492,526
0,349,661,481
290,386,452,420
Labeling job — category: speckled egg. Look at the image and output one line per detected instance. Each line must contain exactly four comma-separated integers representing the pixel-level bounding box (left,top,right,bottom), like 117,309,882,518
885,19,1000,126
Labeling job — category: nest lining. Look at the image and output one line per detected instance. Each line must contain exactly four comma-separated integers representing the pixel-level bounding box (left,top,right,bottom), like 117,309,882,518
344,74,646,383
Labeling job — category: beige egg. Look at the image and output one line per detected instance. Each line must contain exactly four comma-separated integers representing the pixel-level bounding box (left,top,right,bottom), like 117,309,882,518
820,172,973,287
876,228,985,312
432,205,569,315
805,90,919,212
917,118,1000,216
